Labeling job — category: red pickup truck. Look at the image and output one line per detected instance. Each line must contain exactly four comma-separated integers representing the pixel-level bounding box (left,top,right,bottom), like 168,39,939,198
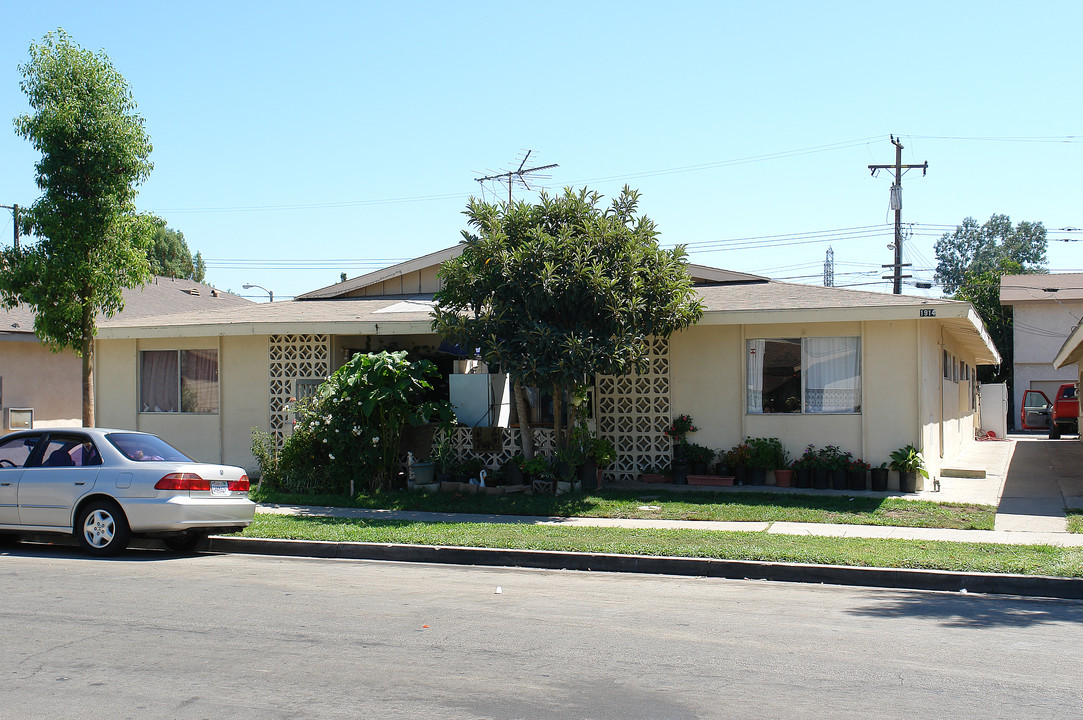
1020,383,1079,438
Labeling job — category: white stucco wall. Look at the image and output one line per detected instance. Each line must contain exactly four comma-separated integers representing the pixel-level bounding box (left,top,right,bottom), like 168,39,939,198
95,335,269,473
670,317,982,490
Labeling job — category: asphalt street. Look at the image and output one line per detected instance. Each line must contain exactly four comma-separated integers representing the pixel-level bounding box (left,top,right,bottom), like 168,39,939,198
2,545,1082,719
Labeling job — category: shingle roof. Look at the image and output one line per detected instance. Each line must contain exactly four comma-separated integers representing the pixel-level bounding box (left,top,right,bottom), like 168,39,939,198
1,277,250,338
1000,273,1083,303
696,280,957,313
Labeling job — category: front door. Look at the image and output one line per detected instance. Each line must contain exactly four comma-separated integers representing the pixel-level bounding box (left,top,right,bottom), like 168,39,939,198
1021,390,1053,431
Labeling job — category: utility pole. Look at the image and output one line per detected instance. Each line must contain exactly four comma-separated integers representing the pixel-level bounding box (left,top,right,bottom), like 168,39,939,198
0,203,19,249
475,150,558,204
868,136,927,294
824,246,834,287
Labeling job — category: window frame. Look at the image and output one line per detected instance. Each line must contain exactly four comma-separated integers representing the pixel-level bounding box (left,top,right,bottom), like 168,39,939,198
139,348,220,415
746,336,862,415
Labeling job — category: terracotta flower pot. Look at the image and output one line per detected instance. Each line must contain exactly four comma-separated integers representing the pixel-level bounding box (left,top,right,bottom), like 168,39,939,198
773,469,794,487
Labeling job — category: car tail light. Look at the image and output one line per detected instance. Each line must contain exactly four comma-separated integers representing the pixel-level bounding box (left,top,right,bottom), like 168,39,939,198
231,475,250,492
155,473,210,491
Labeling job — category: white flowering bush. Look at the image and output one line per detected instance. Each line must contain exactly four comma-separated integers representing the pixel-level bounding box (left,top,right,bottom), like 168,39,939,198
279,351,452,493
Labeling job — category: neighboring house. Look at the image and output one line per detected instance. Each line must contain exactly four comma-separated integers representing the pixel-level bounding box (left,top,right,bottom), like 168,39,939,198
1000,273,1083,429
94,247,999,491
1052,321,1083,428
0,277,250,435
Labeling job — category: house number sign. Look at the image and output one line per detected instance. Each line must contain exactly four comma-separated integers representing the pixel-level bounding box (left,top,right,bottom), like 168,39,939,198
919,308,936,317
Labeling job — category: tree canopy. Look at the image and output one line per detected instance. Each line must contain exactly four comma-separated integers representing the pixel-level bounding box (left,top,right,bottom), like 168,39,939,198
934,214,1047,383
433,186,703,452
147,222,206,281
0,29,155,425
934,214,1046,295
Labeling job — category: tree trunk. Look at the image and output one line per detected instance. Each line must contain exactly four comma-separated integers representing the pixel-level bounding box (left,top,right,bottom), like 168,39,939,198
81,300,95,427
552,381,564,450
512,379,534,461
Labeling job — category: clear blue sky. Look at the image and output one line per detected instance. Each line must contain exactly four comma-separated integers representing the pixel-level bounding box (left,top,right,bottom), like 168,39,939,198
2,1,1081,301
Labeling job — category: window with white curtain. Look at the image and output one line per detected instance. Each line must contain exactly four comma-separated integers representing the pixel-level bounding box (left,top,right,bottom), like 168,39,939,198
747,337,861,414
140,349,219,413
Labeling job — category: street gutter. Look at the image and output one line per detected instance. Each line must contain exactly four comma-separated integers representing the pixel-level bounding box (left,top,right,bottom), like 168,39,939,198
208,536,1083,601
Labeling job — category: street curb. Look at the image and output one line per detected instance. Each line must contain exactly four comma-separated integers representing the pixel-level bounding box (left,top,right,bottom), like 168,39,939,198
208,536,1083,600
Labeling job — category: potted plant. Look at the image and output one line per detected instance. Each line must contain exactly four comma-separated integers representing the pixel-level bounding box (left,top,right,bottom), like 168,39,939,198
889,444,928,493
409,453,436,486
818,445,851,490
847,458,870,491
520,455,555,493
433,432,456,484
746,436,787,486
725,442,752,485
665,414,699,460
870,462,889,492
685,442,715,476
504,454,525,486
792,445,817,489
639,465,671,483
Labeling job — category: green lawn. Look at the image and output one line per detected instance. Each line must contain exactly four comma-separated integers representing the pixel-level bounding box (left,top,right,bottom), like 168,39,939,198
239,514,1083,578
1068,510,1083,534
251,486,996,530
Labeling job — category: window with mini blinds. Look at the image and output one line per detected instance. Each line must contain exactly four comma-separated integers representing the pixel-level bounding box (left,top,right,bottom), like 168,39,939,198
746,337,861,414
140,350,219,413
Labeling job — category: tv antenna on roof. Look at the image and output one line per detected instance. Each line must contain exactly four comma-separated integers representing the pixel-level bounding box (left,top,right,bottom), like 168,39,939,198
475,150,558,204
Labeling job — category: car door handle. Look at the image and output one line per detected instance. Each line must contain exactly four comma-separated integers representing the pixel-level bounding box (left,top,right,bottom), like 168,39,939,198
75,481,86,486
0,482,10,486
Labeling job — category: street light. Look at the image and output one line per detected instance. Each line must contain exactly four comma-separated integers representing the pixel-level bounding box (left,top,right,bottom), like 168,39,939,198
243,283,273,302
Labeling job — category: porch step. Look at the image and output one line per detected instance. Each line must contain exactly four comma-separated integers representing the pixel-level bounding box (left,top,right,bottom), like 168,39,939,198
940,467,986,479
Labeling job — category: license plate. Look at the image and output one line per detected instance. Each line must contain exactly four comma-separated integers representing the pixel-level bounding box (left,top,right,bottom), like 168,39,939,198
210,480,229,496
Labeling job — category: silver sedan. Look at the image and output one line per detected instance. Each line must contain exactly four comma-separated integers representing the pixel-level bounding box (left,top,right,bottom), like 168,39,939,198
0,427,255,555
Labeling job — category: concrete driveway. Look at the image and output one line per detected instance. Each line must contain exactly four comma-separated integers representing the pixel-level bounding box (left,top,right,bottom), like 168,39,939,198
996,435,1083,531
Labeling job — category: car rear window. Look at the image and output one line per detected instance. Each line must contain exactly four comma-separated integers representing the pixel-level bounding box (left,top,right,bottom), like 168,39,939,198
106,433,193,462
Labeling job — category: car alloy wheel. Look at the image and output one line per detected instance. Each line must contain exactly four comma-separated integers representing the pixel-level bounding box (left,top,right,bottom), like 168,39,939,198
75,500,131,556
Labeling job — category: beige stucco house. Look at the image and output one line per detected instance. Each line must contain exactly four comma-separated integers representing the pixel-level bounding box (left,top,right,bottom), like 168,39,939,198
1000,273,1083,428
94,247,1000,491
0,277,250,435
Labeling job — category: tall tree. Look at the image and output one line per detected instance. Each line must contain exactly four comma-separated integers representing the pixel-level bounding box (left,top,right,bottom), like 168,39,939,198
0,30,155,426
433,186,703,457
147,221,206,281
934,214,1047,382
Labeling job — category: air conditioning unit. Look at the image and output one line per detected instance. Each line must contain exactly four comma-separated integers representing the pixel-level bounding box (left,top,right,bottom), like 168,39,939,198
6,407,33,430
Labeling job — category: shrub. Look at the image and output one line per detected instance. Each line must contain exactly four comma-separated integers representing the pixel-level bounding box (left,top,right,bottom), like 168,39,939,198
280,351,453,493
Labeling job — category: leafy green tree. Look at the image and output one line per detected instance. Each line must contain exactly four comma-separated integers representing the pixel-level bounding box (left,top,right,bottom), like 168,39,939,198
934,214,1046,294
147,222,206,281
0,30,155,425
433,186,703,458
934,214,1047,383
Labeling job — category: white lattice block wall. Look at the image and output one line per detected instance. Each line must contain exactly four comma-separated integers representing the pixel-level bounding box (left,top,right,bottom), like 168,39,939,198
269,334,331,443
437,427,556,470
595,337,672,482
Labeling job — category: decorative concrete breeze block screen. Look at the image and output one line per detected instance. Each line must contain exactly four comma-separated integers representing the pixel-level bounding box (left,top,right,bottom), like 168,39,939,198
595,336,671,482
269,334,332,443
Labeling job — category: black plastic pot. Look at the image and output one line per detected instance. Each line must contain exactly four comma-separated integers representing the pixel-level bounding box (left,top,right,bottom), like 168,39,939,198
848,470,867,491
579,460,598,492
899,470,918,493
750,467,767,485
870,468,888,492
794,468,812,489
831,469,848,490
734,466,749,486
813,468,829,490
672,462,689,485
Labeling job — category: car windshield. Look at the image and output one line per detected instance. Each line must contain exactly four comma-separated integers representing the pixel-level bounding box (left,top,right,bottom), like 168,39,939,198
106,433,193,462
